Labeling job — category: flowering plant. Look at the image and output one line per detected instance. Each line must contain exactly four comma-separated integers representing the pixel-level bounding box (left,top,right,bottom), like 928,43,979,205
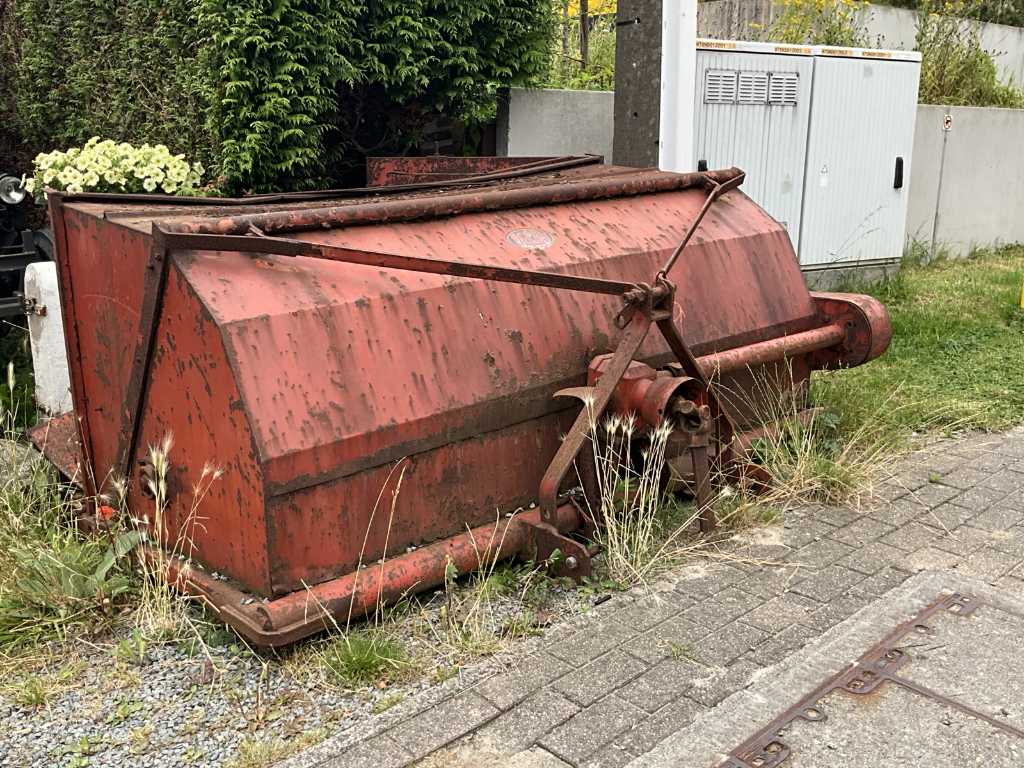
26,137,204,196
761,0,872,47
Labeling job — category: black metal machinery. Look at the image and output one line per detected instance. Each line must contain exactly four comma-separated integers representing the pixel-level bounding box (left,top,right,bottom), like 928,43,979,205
0,172,51,319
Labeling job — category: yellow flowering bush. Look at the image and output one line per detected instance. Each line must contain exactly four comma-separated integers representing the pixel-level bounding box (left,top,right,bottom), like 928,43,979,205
26,137,204,196
762,0,873,47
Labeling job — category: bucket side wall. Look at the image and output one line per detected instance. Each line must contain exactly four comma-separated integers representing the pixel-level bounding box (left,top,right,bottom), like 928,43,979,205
264,411,570,595
57,209,152,479
130,260,272,595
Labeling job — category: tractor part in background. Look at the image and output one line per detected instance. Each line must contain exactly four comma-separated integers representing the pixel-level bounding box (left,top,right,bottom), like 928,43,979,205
0,172,52,319
34,156,891,646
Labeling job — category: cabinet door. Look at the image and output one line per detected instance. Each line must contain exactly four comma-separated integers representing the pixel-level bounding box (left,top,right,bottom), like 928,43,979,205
694,52,813,254
798,56,920,268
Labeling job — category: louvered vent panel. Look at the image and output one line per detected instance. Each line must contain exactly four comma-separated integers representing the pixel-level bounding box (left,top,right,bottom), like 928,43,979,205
704,70,738,104
769,72,800,105
737,72,769,104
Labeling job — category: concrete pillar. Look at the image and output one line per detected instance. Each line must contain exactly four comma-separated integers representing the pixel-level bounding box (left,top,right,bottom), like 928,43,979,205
613,0,698,170
613,0,663,167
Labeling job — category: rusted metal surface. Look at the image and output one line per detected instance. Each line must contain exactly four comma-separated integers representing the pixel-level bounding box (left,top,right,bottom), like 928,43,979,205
27,412,84,482
720,593,1022,768
42,158,892,643
151,166,748,236
167,503,583,647
810,291,893,368
698,323,846,376
159,231,641,296
656,170,746,278
539,309,657,525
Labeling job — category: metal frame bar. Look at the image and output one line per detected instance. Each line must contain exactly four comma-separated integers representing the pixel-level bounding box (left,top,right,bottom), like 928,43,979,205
721,593,1023,768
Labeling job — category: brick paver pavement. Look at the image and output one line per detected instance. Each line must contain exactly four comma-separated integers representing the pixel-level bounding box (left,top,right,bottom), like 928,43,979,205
285,428,1024,768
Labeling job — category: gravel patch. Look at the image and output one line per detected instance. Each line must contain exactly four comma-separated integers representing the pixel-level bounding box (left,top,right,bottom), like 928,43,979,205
0,572,595,768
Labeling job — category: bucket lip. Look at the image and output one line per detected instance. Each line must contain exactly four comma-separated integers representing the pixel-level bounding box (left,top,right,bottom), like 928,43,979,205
51,161,737,237
49,154,607,210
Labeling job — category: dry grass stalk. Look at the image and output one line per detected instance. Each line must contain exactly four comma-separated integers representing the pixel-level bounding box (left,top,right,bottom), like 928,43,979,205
120,433,222,645
578,396,703,588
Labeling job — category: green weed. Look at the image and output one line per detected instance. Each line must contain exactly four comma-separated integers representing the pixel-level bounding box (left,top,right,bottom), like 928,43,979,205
372,692,405,714
319,630,408,687
226,729,329,768
113,629,148,666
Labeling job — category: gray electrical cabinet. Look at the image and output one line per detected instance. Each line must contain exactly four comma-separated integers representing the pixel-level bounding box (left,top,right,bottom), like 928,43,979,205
694,40,921,272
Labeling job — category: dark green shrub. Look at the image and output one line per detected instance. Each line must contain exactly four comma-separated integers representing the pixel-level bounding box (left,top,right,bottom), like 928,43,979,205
0,1,553,192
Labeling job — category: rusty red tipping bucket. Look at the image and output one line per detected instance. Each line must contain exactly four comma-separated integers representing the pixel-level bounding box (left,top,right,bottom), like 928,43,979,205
38,157,890,644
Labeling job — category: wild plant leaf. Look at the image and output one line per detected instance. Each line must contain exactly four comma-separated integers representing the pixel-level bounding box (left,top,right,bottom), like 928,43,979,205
94,529,143,582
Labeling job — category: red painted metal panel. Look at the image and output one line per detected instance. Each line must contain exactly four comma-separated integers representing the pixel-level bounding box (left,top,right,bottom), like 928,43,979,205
179,190,816,491
265,414,568,594
129,263,272,594
58,208,151,477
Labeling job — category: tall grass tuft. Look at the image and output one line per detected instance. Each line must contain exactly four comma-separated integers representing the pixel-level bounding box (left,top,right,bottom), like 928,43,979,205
581,396,703,587
0,358,137,648
127,434,222,644
715,361,900,510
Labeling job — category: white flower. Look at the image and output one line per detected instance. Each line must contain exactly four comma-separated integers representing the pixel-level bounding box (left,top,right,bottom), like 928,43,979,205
32,138,203,195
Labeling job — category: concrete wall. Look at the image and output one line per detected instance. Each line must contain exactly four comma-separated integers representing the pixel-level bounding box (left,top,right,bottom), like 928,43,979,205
698,0,1024,86
697,0,774,39
495,88,614,160
907,104,1024,255
499,89,1024,255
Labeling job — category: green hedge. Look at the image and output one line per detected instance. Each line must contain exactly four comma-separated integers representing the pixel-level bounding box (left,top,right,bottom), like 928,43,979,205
1,0,552,193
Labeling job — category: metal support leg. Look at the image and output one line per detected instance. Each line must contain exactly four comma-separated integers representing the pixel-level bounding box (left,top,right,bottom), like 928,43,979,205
537,310,653,524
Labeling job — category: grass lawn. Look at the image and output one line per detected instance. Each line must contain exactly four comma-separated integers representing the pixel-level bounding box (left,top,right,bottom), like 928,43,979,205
816,245,1024,443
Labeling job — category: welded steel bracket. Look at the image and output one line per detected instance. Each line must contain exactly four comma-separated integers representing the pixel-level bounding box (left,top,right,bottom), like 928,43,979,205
519,520,593,580
672,403,716,533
